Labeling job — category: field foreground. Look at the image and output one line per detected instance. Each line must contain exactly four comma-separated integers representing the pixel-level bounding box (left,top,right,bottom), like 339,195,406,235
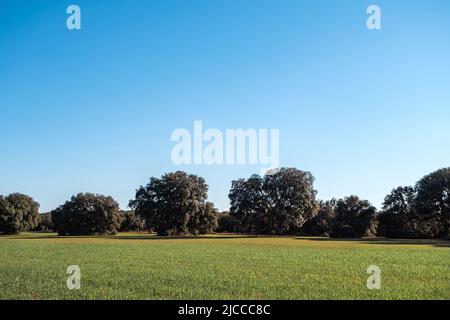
0,233,448,300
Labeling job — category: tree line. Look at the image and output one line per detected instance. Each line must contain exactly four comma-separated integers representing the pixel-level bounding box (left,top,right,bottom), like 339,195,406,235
0,168,448,239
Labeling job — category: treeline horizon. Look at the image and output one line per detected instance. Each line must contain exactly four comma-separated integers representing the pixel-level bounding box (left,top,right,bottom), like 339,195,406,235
0,167,449,239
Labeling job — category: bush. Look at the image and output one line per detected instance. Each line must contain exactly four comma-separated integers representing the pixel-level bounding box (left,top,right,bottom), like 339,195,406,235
129,171,218,236
35,213,54,232
216,211,237,233
119,210,146,232
0,193,40,234
52,193,123,236
330,196,377,238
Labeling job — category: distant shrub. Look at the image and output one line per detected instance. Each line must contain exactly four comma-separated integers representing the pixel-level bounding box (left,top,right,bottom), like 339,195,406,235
52,193,123,236
119,210,146,232
35,213,54,232
216,211,238,233
0,193,40,234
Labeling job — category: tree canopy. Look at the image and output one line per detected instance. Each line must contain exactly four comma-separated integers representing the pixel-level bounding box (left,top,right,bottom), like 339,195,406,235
414,168,450,238
331,196,377,238
52,193,123,236
229,168,318,235
0,193,40,234
129,171,218,236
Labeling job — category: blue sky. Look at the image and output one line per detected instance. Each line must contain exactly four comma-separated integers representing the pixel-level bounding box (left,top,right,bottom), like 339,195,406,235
1,0,449,212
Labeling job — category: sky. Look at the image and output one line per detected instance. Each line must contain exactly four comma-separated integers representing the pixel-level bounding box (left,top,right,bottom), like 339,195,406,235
1,0,449,212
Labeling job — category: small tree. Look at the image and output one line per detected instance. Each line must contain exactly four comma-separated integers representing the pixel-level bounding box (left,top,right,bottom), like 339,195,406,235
129,171,218,236
52,193,123,236
331,196,377,238
0,193,40,234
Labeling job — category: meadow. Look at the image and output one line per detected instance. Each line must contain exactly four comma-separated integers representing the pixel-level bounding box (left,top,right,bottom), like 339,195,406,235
0,233,448,300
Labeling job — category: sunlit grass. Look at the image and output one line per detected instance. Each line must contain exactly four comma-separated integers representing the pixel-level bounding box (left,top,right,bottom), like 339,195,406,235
0,232,448,300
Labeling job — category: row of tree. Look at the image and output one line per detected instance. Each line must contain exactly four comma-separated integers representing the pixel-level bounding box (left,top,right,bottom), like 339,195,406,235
0,168,448,239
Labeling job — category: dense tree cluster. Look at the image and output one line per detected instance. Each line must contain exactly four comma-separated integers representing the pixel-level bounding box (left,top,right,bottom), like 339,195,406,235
229,168,318,235
377,168,450,239
129,171,218,236
0,193,40,234
3,167,448,239
51,193,123,236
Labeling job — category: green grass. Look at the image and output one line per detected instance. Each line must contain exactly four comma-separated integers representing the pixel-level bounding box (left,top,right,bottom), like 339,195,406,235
0,232,448,300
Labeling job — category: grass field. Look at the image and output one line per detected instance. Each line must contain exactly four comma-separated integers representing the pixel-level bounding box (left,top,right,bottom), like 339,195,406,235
0,232,448,300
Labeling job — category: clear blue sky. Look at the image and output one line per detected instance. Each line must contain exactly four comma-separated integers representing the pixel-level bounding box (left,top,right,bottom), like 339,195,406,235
1,0,449,212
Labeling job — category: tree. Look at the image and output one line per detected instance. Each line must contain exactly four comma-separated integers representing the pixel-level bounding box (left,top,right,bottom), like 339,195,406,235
119,210,146,232
414,168,450,239
129,171,218,236
377,186,418,238
52,193,123,236
229,168,318,235
0,193,40,234
229,175,268,233
301,199,336,237
331,196,377,238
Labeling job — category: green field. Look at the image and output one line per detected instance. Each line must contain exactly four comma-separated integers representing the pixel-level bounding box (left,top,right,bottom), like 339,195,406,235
0,233,448,300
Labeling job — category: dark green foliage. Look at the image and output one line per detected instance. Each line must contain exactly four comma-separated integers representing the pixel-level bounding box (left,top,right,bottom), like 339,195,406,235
216,211,238,233
187,202,219,235
331,196,377,238
301,199,336,236
129,171,218,236
414,168,450,239
35,213,54,232
229,168,318,235
0,193,40,234
377,187,419,238
119,211,146,232
229,174,268,233
52,193,123,236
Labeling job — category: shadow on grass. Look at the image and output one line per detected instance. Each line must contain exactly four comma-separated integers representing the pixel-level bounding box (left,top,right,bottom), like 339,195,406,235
0,233,262,241
2,233,449,247
296,237,450,248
